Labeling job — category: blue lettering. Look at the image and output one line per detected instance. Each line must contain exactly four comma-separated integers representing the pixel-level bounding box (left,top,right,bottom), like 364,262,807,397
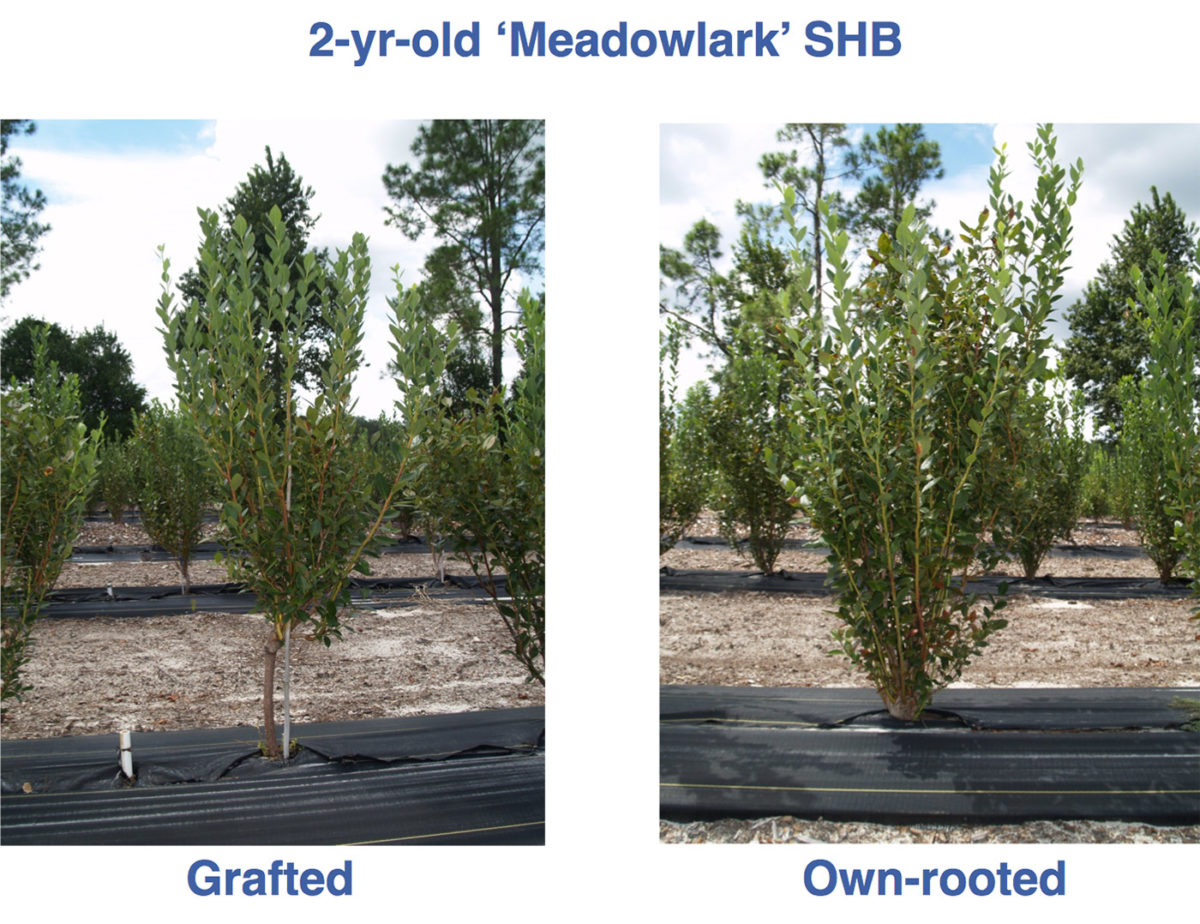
350,30,375,66
877,868,903,895
940,868,966,896
412,29,438,57
873,21,901,56
576,30,599,56
602,22,627,56
453,23,480,56
805,21,833,57
838,20,869,56
511,20,544,56
709,30,733,56
548,29,574,56
1040,861,1065,896
755,22,781,56
838,866,874,895
658,29,694,55
804,858,837,896
327,862,353,896
188,859,221,896
631,29,656,57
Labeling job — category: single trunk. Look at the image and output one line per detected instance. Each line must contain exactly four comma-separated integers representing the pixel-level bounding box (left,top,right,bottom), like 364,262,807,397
880,687,922,722
262,631,282,758
178,557,191,596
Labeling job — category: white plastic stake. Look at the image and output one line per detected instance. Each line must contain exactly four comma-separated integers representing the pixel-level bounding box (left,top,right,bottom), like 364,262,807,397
119,730,133,778
282,622,291,763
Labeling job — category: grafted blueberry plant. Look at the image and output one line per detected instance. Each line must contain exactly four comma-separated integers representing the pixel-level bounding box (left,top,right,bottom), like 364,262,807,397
158,207,447,757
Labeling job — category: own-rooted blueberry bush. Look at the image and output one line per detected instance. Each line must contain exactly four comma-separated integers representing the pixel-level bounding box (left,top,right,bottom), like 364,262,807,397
781,125,1082,720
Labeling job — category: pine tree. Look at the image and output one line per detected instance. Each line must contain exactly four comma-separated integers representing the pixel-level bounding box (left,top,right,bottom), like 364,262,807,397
1063,187,1200,439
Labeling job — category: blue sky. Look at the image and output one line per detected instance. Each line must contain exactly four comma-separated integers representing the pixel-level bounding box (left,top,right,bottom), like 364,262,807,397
1,119,533,418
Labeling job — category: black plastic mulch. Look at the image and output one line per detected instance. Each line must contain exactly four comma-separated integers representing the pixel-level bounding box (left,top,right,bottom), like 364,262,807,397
660,568,1195,600
660,686,1200,825
70,537,427,563
674,535,1152,561
35,574,507,619
1,707,544,845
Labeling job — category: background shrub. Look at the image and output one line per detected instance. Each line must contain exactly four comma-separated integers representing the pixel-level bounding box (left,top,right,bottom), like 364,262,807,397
707,331,796,573
132,401,214,594
1,333,99,708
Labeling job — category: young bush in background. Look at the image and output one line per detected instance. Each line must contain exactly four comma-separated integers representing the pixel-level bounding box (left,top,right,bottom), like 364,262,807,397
158,207,447,757
660,322,713,554
355,414,418,542
97,436,139,525
995,388,1087,578
1119,376,1185,580
1078,442,1134,522
132,401,213,594
1,334,100,709
707,330,797,573
398,293,545,685
1126,257,1199,588
784,126,1081,720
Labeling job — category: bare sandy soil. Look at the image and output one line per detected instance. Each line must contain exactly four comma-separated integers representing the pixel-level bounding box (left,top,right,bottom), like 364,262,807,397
662,515,1170,581
660,514,1200,843
2,518,542,740
660,593,1199,689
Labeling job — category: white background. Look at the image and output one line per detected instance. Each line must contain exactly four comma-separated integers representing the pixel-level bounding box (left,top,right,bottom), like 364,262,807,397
2,2,1197,921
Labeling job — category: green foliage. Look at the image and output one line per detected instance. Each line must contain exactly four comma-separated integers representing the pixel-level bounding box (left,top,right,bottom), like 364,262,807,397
158,206,446,756
1,333,99,708
1,120,51,302
1063,187,1199,439
386,245,492,414
846,123,946,247
708,333,796,573
176,148,335,402
399,292,545,685
383,120,545,393
662,123,948,365
659,218,739,358
97,436,139,525
660,383,714,555
132,402,214,594
1119,377,1185,581
994,388,1087,578
353,414,418,540
1124,257,1200,588
784,125,1081,720
659,322,713,553
1078,442,1136,524
759,124,858,316
1,318,148,437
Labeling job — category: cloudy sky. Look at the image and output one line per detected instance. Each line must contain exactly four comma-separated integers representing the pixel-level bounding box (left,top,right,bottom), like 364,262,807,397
1,119,534,419
662,122,1200,386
